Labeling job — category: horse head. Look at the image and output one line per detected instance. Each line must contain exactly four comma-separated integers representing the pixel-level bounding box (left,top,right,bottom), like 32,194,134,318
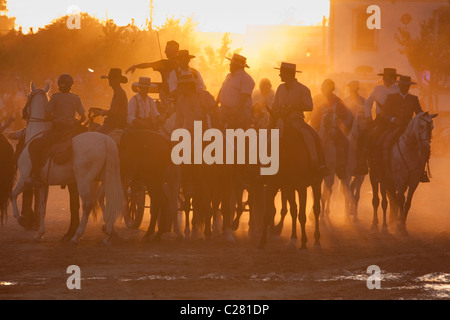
25,82,50,122
319,108,338,141
412,112,438,162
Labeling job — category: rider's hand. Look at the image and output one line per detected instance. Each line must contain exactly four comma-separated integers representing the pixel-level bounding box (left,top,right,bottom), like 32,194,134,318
126,65,136,74
89,108,103,117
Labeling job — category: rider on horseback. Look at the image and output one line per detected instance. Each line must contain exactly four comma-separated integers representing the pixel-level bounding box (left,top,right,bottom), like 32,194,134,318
217,54,255,130
359,68,400,176
128,77,160,131
270,62,329,178
168,50,206,99
29,74,86,186
379,75,429,183
91,68,129,134
310,79,354,179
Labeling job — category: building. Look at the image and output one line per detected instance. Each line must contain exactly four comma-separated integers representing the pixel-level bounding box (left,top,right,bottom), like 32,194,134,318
328,0,449,110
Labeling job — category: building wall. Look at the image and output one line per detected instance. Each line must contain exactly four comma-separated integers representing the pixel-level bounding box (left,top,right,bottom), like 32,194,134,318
329,0,448,77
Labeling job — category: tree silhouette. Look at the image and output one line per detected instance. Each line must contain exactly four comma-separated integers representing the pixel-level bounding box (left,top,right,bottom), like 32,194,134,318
396,13,450,112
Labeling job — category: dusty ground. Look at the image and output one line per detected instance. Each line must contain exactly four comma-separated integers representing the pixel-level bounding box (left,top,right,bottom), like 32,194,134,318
0,156,449,301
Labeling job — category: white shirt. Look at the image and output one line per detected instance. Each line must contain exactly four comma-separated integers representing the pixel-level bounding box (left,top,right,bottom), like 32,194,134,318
168,67,206,94
218,69,255,110
127,93,160,125
364,84,399,118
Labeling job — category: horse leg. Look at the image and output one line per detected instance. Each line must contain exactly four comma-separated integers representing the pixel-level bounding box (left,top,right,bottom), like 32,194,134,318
257,184,278,249
298,186,308,250
396,191,407,236
380,184,389,233
352,176,364,221
288,190,298,249
387,191,398,226
184,195,191,240
370,175,380,232
272,189,288,235
312,182,322,248
71,186,93,244
404,183,419,234
62,183,80,243
33,186,49,242
10,178,26,221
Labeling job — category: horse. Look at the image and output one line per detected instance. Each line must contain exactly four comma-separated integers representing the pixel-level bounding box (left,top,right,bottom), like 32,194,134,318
0,133,15,225
346,111,368,220
318,109,354,222
258,121,323,250
382,112,437,235
10,83,124,245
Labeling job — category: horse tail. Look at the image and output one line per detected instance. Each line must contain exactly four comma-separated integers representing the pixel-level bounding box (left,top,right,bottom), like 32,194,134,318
102,137,124,228
0,135,16,225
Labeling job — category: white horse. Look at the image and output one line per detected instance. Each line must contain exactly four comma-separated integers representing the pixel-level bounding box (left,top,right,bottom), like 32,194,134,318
383,112,437,235
10,83,124,244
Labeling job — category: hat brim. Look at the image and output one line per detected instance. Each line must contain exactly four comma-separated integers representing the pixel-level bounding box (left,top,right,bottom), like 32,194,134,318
397,80,417,85
226,57,250,68
178,55,196,60
132,82,157,88
101,75,128,84
378,73,401,77
274,67,302,73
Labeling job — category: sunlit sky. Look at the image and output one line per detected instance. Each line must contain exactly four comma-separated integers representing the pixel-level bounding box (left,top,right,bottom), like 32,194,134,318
6,0,330,33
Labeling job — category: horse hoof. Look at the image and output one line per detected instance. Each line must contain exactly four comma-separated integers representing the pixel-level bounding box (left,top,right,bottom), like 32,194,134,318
314,242,322,250
102,238,112,247
370,224,379,233
70,239,79,246
381,226,389,234
299,244,307,251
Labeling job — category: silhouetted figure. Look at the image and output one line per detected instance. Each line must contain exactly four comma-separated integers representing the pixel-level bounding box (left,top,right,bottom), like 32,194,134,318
252,78,275,110
128,77,160,130
270,62,329,178
310,79,353,179
168,50,205,98
126,40,179,103
344,80,366,116
379,75,429,183
217,54,255,129
362,68,400,177
29,74,86,186
92,68,129,134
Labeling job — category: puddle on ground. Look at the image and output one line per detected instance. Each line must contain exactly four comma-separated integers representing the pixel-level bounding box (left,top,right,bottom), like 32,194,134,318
3,271,449,298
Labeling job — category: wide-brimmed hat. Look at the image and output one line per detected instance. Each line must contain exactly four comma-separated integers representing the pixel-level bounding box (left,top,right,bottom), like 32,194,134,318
274,62,302,73
397,75,417,85
101,68,128,83
132,77,158,92
377,68,400,77
178,73,196,84
226,54,250,68
177,50,196,60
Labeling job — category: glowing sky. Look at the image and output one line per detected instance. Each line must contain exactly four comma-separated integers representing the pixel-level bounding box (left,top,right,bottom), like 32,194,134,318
6,0,330,33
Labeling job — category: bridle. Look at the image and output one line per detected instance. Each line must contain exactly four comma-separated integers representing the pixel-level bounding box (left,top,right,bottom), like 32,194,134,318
24,89,51,124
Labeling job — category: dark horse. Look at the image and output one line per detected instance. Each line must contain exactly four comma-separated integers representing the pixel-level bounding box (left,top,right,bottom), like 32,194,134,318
258,122,323,250
0,134,15,225
119,129,172,241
